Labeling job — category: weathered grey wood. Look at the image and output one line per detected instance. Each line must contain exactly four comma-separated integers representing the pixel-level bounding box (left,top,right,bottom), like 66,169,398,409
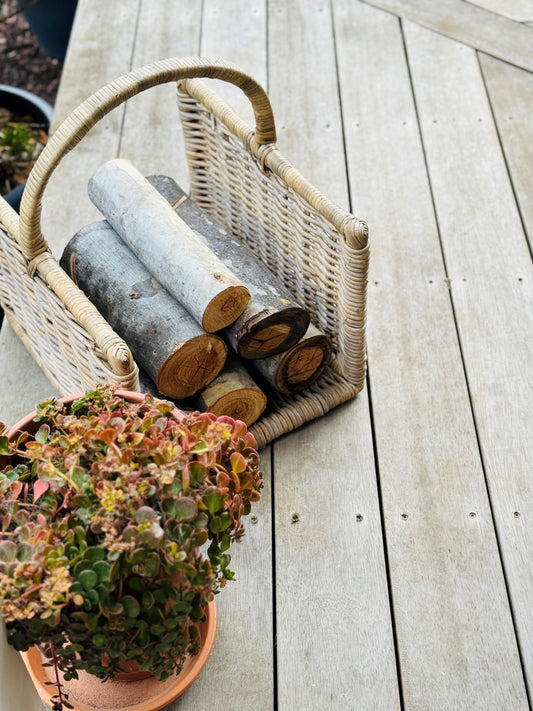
404,18,533,697
466,0,533,22
360,0,533,73
89,159,250,333
196,356,267,426
42,0,143,254
146,174,311,360
119,0,203,190
61,222,227,398
479,54,533,252
250,323,332,394
269,1,399,709
171,3,274,710
334,2,528,707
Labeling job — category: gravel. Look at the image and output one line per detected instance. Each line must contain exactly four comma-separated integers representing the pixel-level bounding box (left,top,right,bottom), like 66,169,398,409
0,0,63,106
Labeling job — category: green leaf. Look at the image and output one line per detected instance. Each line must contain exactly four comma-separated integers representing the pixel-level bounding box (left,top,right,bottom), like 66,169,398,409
209,516,221,534
134,552,160,578
121,595,141,618
188,461,206,486
0,541,17,562
34,425,49,444
101,601,124,617
150,625,165,636
78,569,98,590
127,577,144,593
85,589,99,606
220,533,231,553
174,497,197,522
92,633,108,647
0,435,9,456
203,487,227,515
142,591,154,609
83,547,106,563
93,560,111,582
16,543,33,561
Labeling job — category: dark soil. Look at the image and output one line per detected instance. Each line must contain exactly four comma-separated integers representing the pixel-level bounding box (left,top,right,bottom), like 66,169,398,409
0,0,63,106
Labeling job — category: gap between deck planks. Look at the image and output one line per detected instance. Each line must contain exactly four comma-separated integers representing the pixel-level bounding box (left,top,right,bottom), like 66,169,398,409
359,0,533,72
479,54,533,253
334,1,529,708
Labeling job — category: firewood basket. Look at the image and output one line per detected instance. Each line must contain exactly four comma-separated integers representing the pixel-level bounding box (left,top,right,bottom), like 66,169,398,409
0,57,369,448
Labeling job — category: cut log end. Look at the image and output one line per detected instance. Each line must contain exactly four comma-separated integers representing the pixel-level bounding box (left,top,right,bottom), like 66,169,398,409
274,334,332,394
201,285,251,333
200,387,267,427
237,307,310,359
156,334,227,399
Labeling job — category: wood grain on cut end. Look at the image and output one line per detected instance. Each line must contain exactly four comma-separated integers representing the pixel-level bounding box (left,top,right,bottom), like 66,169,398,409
156,334,227,399
274,334,332,393
250,324,332,394
201,284,251,332
197,358,267,426
236,307,310,359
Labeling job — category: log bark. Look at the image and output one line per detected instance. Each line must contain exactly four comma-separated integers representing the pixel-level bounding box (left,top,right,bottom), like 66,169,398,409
251,324,332,394
88,159,250,333
196,357,267,426
146,174,311,359
60,221,227,399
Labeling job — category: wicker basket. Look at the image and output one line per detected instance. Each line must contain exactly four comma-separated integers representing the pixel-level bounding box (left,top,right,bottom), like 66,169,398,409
0,57,369,448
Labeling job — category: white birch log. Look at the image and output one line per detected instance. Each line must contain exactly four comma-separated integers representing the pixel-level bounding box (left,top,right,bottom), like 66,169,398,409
145,174,311,359
251,323,332,394
60,222,227,399
88,159,250,333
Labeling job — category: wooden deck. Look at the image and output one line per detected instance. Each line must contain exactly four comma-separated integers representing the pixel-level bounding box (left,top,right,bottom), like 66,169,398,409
1,1,532,709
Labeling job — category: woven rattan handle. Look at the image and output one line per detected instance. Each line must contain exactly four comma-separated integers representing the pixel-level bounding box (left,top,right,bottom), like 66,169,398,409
19,57,276,261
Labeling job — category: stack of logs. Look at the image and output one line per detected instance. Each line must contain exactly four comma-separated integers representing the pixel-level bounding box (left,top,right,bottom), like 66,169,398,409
60,159,332,427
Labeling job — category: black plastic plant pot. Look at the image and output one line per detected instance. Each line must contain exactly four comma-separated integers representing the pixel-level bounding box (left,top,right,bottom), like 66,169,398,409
0,84,54,212
19,0,79,61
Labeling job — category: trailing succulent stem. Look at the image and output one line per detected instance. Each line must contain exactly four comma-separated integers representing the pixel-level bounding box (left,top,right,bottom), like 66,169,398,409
0,385,262,697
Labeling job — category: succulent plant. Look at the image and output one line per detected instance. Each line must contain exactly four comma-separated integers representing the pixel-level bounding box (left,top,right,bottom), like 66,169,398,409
0,385,262,703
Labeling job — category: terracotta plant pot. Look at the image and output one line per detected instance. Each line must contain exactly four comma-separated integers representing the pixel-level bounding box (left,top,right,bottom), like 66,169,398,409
3,390,218,711
19,600,217,711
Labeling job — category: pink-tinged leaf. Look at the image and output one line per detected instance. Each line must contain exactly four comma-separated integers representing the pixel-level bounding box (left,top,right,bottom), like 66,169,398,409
230,452,247,474
11,481,23,500
33,480,50,502
110,417,126,433
97,428,117,445
244,432,256,448
37,513,47,526
233,420,247,438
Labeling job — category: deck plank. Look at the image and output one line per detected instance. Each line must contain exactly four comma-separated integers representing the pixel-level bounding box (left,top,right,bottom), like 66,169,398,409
170,3,275,709
42,0,142,255
479,54,533,252
334,2,529,707
404,18,533,698
466,0,533,22
269,2,399,709
360,0,533,72
118,0,202,191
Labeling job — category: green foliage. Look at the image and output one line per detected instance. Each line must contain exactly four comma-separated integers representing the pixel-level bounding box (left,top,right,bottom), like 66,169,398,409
0,123,34,158
0,385,262,686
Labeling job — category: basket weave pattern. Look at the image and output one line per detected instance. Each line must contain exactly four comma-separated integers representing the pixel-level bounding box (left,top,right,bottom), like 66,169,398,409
178,79,369,446
0,58,368,448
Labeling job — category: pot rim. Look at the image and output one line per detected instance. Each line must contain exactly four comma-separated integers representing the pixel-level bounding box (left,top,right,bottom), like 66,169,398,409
20,599,218,711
